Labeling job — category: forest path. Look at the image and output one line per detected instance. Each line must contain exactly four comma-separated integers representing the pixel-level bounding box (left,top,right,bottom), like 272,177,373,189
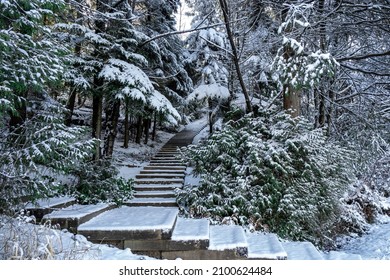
126,118,208,207
28,119,362,260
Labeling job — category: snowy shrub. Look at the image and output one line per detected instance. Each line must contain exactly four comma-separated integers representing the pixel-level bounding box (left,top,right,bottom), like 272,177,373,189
0,94,96,214
178,111,354,247
67,159,133,206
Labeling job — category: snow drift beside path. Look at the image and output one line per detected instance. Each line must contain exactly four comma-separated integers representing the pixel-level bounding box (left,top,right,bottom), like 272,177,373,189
0,216,155,260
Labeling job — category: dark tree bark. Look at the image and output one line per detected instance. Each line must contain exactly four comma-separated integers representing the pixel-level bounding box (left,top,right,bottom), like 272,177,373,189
103,98,121,158
123,98,130,148
135,115,143,144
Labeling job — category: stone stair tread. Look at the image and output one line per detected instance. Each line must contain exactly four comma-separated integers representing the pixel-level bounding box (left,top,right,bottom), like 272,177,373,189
322,251,362,260
134,190,176,197
42,203,112,219
140,170,185,174
282,241,324,260
171,218,210,241
136,173,185,177
149,163,187,166
126,197,177,203
78,207,179,240
134,183,182,189
246,233,287,260
209,225,248,251
25,196,76,210
135,178,184,184
144,166,186,170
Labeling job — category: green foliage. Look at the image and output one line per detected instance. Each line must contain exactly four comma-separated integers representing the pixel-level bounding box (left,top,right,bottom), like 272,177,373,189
178,111,354,247
0,94,97,213
68,160,133,206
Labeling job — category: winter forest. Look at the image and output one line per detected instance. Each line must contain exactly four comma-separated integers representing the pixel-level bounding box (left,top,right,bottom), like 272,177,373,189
0,0,390,259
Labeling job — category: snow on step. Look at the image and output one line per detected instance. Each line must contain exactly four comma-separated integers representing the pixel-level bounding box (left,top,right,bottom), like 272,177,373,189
25,196,76,209
133,184,182,191
134,190,176,198
43,203,111,219
149,163,187,167
209,225,248,251
322,251,362,260
135,178,184,184
144,166,186,171
42,203,113,231
24,196,77,221
124,197,177,207
136,173,185,179
171,218,210,242
246,233,287,260
282,242,324,260
140,170,185,174
78,207,179,240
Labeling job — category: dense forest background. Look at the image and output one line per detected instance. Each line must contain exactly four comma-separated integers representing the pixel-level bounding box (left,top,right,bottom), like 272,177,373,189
1,0,389,248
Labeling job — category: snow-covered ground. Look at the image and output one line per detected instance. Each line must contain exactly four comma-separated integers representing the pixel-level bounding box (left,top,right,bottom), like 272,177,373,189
0,215,155,260
339,216,390,260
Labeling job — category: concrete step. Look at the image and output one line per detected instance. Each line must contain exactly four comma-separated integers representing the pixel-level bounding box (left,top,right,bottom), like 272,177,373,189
149,162,187,167
282,241,324,260
78,206,179,245
42,203,114,233
124,197,178,207
150,160,183,164
322,251,362,260
24,196,77,221
134,178,184,185
163,225,248,260
133,183,183,191
128,218,210,256
155,152,180,155
134,190,176,198
153,154,179,158
136,173,185,179
140,170,185,175
246,233,287,260
144,166,186,171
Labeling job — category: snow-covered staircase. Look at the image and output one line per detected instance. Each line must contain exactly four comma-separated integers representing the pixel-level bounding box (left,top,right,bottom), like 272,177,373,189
126,144,185,207
23,122,363,260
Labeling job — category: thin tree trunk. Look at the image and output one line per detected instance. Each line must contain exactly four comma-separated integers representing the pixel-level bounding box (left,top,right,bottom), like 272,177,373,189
144,117,150,144
92,92,103,159
103,98,121,158
208,98,213,134
218,0,252,113
152,111,157,141
135,115,142,144
65,88,77,126
123,98,130,148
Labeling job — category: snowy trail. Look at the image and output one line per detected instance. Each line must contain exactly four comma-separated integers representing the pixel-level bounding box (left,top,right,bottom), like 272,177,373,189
341,220,390,260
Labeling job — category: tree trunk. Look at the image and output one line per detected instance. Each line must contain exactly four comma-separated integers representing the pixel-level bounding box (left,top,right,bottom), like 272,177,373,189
91,0,108,160
208,98,213,134
218,0,252,113
283,85,301,118
123,98,130,148
152,111,157,141
92,92,103,159
135,115,142,144
103,98,121,158
65,88,77,126
144,117,150,145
